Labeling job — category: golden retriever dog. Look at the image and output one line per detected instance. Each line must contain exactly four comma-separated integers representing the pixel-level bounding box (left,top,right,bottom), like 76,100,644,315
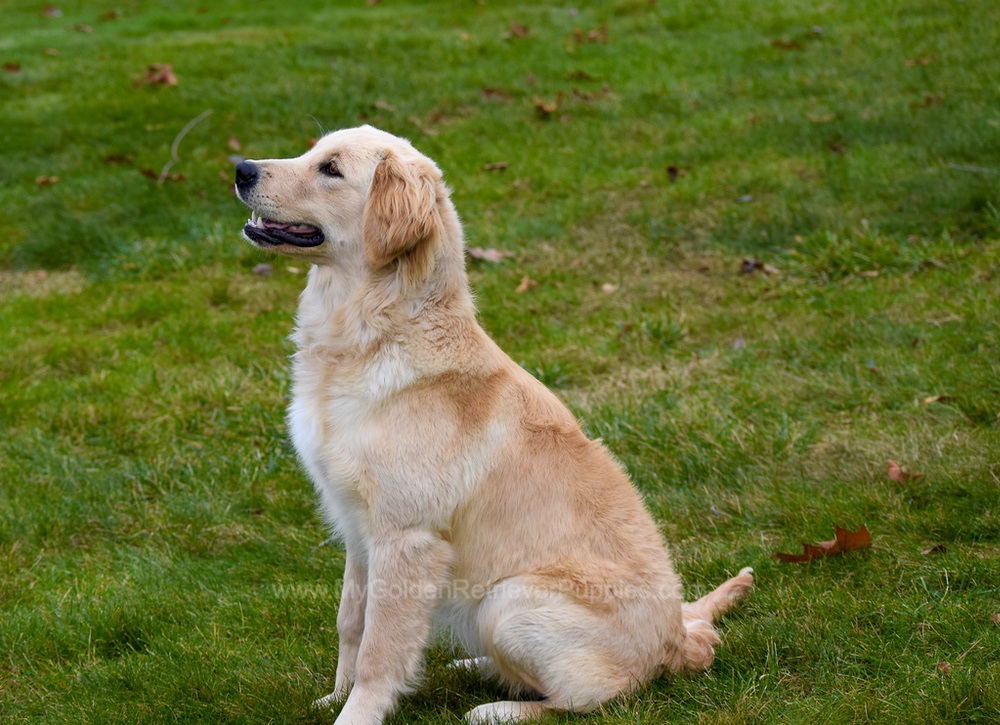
234,125,753,724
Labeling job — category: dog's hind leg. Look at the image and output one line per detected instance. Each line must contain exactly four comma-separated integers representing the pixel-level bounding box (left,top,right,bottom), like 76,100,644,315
462,578,645,723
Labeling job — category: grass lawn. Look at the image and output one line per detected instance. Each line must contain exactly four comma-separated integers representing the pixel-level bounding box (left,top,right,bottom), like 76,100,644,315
1,0,998,722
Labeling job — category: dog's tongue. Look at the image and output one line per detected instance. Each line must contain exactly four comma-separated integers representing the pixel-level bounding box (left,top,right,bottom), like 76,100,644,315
263,219,319,235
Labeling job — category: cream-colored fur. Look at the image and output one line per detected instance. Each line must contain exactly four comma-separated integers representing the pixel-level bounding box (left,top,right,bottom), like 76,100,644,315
235,125,753,724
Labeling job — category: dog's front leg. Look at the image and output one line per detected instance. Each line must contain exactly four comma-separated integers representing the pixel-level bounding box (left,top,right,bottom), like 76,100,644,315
332,549,368,701
332,529,453,725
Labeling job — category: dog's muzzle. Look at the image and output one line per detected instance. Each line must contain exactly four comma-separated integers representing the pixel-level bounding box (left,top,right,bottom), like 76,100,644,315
235,161,326,248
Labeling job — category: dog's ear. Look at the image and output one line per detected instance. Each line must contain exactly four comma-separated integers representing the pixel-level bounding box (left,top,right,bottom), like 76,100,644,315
362,152,441,269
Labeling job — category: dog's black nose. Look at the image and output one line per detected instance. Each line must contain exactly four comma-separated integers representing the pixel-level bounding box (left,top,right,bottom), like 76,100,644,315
235,160,259,190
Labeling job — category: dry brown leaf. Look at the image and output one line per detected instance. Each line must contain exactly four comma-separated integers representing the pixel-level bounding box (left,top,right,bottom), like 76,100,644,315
227,137,242,151
923,395,952,406
467,247,513,263
137,63,179,87
828,140,846,154
481,87,512,102
906,54,936,67
36,175,60,186
921,544,947,555
912,93,942,109
533,95,559,119
887,459,923,483
773,525,873,563
505,22,530,39
73,23,93,33
514,275,538,293
991,613,1000,626
3,62,21,73
99,10,121,21
481,161,510,172
140,168,184,182
937,661,952,675
572,25,608,44
103,153,133,165
771,38,804,50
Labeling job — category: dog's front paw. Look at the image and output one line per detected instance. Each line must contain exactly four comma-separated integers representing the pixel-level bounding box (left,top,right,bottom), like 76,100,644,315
313,685,350,711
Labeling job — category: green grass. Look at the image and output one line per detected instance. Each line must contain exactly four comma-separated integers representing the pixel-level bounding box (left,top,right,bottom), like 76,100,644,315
1,0,998,722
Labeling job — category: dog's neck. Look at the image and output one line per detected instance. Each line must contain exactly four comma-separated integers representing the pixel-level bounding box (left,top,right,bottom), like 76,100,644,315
292,211,476,367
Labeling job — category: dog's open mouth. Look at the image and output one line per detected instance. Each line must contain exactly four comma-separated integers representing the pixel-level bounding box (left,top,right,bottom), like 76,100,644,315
243,211,325,248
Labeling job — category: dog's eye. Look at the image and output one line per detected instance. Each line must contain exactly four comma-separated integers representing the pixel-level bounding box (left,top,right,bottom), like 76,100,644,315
321,160,343,178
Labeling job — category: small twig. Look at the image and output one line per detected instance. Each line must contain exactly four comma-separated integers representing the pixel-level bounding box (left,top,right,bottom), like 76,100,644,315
946,163,998,175
159,108,213,183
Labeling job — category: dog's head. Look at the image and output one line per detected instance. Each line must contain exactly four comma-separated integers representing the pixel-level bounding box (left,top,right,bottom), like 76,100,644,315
235,125,447,271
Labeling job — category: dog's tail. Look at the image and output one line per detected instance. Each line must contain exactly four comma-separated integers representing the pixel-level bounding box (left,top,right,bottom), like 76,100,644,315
680,567,754,671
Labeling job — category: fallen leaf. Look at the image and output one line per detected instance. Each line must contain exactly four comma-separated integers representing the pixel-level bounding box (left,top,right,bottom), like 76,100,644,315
227,137,241,151
505,22,530,38
137,63,179,87
253,263,273,277
467,247,513,263
36,175,60,186
906,54,936,67
103,153,133,165
912,93,942,109
572,25,608,43
771,38,804,50
481,161,510,172
98,10,121,20
571,86,612,102
514,275,538,293
887,460,923,483
937,661,952,675
923,395,952,406
139,168,184,182
773,525,873,563
666,165,686,182
533,95,559,119
72,23,93,33
921,544,947,555
991,613,1000,625
481,87,512,102
741,258,780,275
3,62,21,73
828,140,846,154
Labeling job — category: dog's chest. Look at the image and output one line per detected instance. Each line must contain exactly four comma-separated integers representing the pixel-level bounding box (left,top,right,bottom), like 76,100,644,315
287,338,417,538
